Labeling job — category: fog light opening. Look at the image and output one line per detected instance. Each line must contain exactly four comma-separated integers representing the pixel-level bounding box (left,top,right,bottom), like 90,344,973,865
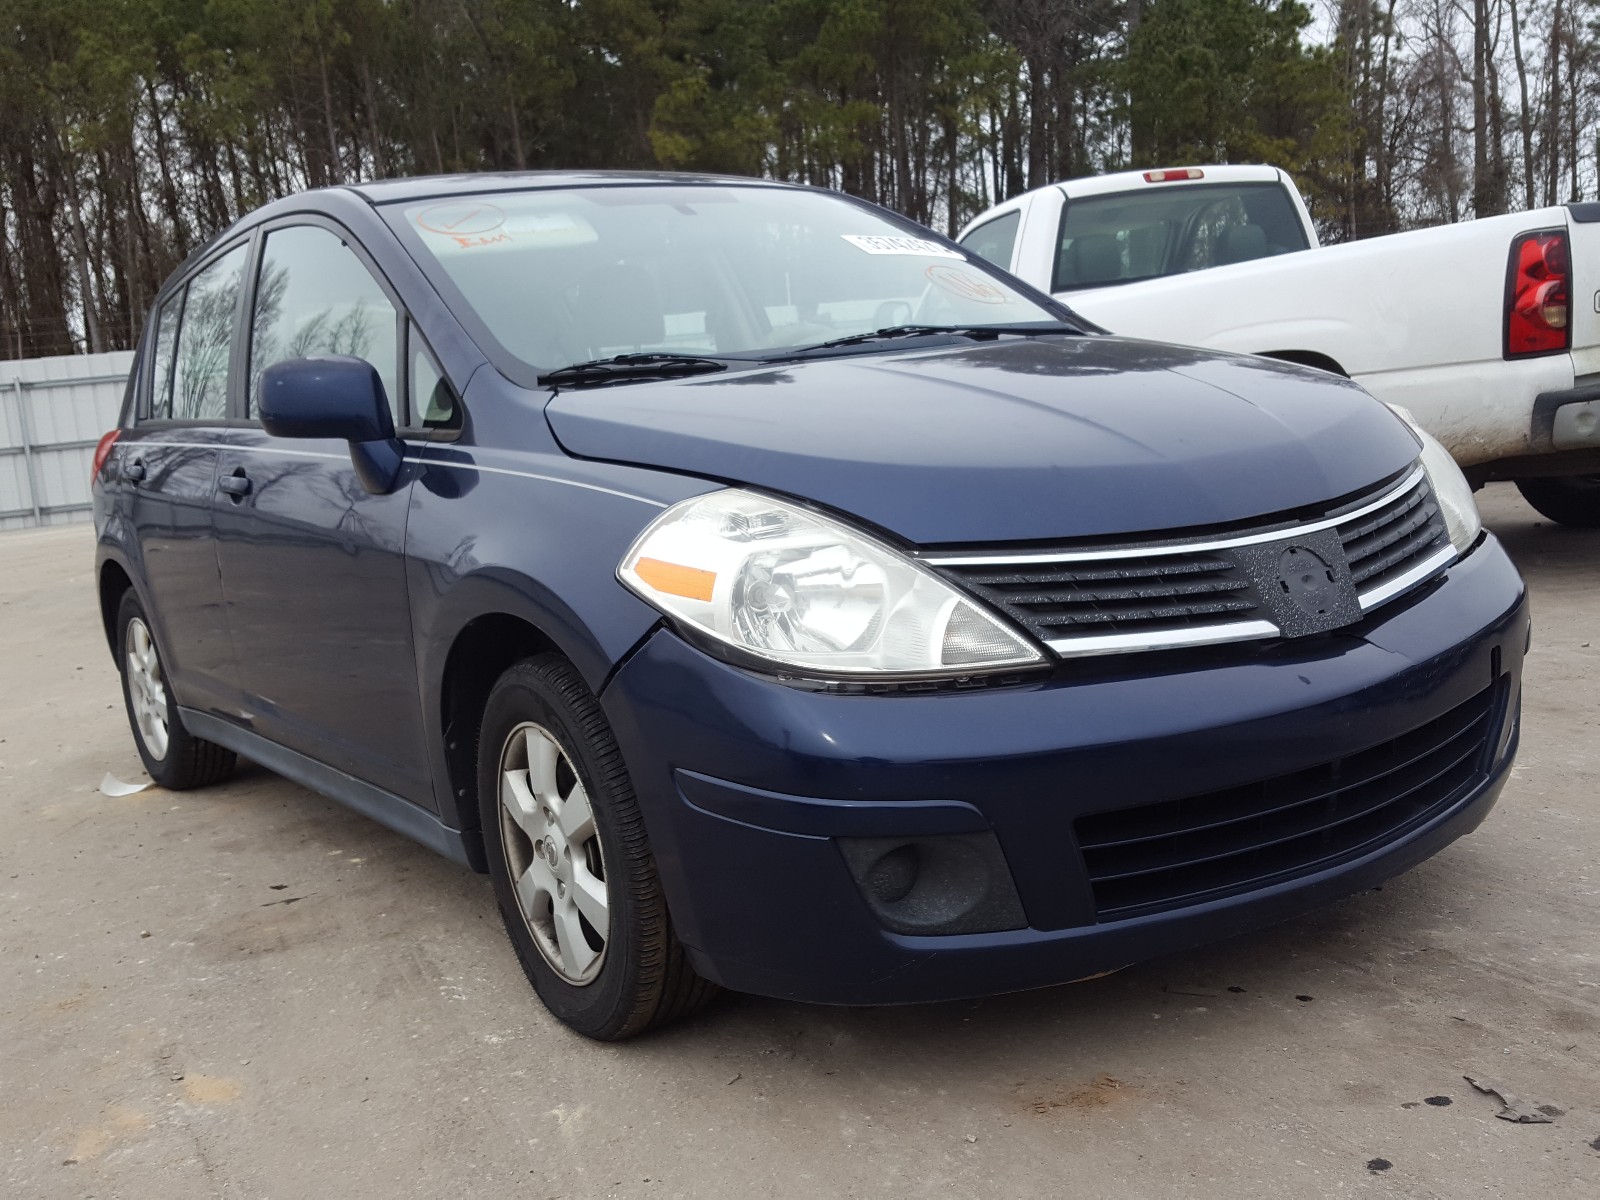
837,831,1027,936
864,842,919,904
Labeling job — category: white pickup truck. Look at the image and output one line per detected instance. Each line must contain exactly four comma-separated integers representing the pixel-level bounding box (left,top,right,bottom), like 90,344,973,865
959,164,1600,525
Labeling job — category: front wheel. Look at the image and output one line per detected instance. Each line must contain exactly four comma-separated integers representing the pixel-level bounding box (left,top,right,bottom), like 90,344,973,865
115,590,236,789
1516,474,1600,527
477,654,716,1039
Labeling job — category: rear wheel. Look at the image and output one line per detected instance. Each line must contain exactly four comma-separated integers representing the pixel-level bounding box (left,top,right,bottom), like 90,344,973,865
477,654,716,1039
115,590,236,790
1516,474,1600,527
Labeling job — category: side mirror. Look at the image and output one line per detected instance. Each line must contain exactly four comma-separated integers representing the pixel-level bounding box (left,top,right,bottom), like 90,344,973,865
258,355,404,494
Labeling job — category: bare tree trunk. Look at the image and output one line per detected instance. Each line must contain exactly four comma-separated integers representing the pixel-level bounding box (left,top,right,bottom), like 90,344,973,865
1508,0,1536,209
62,178,105,352
509,92,526,169
1471,0,1499,216
319,49,342,184
1546,1,1563,206
1567,8,1582,200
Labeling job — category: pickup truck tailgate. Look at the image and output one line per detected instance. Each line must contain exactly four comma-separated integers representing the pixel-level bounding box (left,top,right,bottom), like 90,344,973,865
1565,210,1600,378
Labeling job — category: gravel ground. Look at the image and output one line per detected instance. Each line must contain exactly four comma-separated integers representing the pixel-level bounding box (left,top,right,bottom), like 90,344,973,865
2,483,1597,1199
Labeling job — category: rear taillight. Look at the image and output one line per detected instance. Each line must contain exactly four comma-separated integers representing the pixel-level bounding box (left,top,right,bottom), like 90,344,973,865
1142,168,1205,183
1505,230,1571,357
91,430,120,484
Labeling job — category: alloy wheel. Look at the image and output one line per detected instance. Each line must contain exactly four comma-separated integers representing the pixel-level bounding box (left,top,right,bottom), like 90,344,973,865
497,722,609,985
125,617,169,760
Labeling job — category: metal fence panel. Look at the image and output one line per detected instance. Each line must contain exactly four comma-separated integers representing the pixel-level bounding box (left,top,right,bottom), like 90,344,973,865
0,351,134,532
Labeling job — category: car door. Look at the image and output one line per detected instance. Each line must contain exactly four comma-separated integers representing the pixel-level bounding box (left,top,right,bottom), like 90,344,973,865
122,241,251,718
211,219,432,804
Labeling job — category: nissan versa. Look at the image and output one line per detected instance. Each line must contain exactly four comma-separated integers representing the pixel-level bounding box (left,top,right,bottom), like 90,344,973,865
91,173,1528,1040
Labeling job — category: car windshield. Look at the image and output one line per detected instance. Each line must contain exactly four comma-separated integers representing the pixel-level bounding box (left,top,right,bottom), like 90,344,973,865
391,185,1064,375
1053,181,1309,291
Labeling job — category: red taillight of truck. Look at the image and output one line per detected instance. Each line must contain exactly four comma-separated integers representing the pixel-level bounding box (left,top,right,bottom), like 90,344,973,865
1505,230,1571,358
90,429,120,484
1142,168,1205,183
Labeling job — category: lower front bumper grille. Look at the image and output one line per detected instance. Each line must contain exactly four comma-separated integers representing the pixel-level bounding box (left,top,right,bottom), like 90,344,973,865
1073,680,1503,920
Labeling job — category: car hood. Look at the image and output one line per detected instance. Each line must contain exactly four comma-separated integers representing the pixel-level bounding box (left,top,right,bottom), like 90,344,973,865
544,336,1420,546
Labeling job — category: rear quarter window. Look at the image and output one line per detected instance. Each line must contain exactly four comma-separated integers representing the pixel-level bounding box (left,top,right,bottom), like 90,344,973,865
147,295,183,420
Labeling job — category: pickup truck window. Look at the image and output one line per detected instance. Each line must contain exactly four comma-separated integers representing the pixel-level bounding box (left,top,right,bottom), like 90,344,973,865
959,211,1021,269
1052,182,1308,291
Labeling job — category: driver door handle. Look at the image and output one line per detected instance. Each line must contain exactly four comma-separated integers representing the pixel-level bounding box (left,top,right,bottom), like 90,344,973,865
218,471,253,498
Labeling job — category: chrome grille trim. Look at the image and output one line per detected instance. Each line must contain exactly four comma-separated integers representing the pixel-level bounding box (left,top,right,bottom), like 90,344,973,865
921,465,1428,567
1355,542,1457,611
925,463,1458,658
1041,619,1279,657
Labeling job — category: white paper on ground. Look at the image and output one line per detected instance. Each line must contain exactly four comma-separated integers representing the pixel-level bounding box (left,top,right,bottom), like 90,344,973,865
99,773,150,797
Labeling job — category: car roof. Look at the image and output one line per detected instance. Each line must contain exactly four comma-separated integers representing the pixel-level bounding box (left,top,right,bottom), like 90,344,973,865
345,170,791,205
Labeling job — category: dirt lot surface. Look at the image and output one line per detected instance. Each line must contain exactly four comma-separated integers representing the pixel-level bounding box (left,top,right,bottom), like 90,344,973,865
2,484,1597,1198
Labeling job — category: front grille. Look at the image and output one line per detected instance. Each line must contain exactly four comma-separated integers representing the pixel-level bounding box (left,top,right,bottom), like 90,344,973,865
925,465,1453,656
1073,681,1501,920
1339,473,1451,596
935,550,1262,643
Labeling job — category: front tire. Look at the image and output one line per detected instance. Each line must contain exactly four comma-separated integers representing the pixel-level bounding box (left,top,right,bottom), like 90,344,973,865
115,590,236,790
477,654,716,1040
1516,474,1600,527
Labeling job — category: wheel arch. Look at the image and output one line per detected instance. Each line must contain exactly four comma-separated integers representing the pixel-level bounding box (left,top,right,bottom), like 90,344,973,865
434,605,624,871
97,557,137,660
1257,349,1350,378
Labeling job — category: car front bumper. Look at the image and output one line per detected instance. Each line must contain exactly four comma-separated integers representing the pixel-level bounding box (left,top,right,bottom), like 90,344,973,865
601,536,1528,1005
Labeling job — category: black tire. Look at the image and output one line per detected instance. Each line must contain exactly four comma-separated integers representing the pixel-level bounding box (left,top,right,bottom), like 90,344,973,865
477,654,716,1040
1516,474,1600,527
115,590,236,790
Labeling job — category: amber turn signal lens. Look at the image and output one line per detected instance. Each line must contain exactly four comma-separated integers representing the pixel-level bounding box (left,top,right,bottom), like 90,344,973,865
633,556,716,601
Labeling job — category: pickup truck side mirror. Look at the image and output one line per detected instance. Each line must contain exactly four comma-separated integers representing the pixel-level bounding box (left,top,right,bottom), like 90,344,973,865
258,355,405,494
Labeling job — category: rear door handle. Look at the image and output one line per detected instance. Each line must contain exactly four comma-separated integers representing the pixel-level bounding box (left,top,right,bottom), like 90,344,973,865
218,472,253,498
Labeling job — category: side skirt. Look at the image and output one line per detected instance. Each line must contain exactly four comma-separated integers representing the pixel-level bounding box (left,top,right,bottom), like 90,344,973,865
180,708,484,871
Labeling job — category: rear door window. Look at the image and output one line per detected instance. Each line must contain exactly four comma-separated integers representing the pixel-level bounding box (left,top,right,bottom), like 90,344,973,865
1053,182,1309,291
959,211,1021,270
247,224,400,422
169,243,249,420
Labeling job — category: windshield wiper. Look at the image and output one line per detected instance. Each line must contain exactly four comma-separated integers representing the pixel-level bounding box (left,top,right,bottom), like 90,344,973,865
777,322,1077,357
538,353,730,388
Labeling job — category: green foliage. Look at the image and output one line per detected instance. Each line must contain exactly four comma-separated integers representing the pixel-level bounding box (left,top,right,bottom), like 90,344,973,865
0,0,1363,358
1123,0,1344,171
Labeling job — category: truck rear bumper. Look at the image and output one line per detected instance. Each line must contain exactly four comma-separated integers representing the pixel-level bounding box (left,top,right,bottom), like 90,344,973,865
1533,382,1600,451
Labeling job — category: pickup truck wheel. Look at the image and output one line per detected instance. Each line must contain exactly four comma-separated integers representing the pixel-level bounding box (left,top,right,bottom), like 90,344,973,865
115,591,237,790
477,654,717,1040
1515,475,1600,527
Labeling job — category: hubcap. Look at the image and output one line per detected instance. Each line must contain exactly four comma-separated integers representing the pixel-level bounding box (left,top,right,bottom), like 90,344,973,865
498,722,609,985
125,617,169,761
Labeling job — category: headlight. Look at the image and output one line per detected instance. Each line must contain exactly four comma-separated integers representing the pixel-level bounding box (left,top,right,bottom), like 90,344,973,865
1388,405,1483,554
619,489,1045,677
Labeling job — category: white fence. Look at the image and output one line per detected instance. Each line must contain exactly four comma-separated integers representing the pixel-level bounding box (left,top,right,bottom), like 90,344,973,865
0,351,135,533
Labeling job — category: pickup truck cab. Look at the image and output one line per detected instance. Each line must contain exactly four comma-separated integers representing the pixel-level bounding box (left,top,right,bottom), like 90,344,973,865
960,164,1600,526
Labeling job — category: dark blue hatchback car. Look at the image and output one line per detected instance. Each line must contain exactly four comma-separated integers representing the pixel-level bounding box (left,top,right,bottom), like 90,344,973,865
93,173,1527,1039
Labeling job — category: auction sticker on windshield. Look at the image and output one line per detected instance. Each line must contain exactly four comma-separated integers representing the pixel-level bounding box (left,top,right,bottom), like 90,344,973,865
842,234,965,259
